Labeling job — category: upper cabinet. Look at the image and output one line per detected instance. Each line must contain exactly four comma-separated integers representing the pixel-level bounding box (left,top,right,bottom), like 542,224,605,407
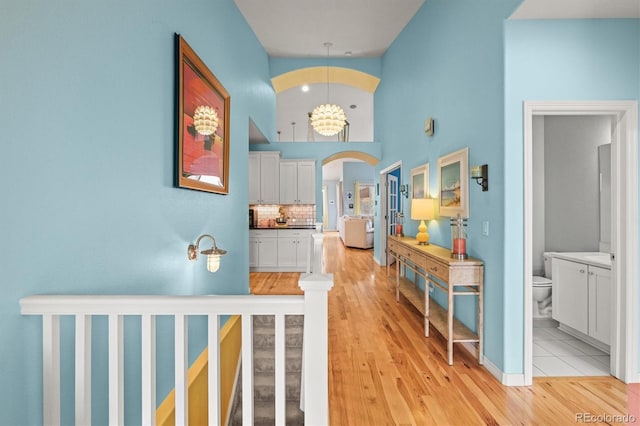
279,160,316,205
249,152,280,204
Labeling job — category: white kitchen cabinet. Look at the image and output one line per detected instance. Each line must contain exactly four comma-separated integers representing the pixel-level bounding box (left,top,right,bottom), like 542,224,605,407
277,229,314,270
552,257,611,347
249,152,280,204
279,160,315,204
249,230,278,268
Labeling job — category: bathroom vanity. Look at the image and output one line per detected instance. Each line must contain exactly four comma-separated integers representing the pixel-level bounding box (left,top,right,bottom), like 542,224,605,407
551,252,612,351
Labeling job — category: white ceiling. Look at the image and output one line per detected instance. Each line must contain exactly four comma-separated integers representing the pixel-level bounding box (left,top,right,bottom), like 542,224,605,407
511,0,640,19
234,0,425,57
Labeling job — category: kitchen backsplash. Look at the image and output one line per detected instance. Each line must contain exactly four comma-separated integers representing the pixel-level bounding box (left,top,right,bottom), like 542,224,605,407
250,204,316,226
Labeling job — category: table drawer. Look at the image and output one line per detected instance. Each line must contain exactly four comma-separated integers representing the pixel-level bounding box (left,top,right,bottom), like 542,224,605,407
399,247,427,268
388,240,399,254
426,259,449,282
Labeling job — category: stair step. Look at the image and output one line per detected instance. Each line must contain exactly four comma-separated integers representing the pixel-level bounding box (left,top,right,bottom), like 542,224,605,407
230,399,304,426
253,314,304,327
254,348,303,373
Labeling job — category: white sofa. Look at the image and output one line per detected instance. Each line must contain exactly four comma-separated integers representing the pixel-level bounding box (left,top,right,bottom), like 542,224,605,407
338,216,374,249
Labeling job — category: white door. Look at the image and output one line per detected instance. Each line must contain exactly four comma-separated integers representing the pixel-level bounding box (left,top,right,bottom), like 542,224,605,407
387,174,398,237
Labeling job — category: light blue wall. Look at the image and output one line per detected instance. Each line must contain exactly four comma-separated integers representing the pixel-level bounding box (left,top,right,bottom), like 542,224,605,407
504,19,640,374
375,0,521,370
0,0,273,424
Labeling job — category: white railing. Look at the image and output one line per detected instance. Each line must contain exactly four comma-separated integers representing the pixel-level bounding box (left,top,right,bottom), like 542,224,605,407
20,232,331,426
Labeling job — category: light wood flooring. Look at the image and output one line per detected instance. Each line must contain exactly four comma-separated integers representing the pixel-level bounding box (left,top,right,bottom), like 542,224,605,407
250,232,638,425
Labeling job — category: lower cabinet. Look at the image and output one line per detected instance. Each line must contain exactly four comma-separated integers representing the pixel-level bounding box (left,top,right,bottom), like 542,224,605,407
250,229,314,271
277,229,313,270
552,257,611,347
249,231,277,268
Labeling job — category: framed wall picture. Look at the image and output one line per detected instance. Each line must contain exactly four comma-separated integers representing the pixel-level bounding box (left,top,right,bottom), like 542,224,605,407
175,34,230,194
437,147,469,217
410,163,429,199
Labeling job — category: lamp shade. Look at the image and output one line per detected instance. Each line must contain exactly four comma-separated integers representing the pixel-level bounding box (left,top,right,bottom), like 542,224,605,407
411,198,435,221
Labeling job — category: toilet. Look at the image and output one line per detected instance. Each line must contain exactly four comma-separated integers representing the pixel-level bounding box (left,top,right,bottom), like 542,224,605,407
532,253,553,318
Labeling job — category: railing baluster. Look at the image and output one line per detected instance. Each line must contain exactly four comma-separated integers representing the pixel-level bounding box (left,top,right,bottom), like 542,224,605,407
75,314,92,425
174,314,188,426
42,314,60,426
207,315,220,426
141,315,156,425
275,314,286,425
108,314,124,425
241,314,254,425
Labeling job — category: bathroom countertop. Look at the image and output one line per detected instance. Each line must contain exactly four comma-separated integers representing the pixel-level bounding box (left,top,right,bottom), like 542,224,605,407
550,252,611,269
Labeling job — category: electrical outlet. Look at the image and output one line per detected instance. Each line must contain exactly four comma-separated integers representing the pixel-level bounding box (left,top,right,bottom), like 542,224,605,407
482,221,489,236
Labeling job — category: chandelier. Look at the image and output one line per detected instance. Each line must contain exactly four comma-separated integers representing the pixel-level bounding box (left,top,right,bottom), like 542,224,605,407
310,42,346,137
193,105,219,136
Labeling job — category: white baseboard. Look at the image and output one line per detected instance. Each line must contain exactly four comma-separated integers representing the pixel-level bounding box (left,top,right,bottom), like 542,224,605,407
461,342,526,386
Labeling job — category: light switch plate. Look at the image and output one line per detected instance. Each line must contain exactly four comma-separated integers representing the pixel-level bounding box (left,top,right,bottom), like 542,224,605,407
482,221,489,236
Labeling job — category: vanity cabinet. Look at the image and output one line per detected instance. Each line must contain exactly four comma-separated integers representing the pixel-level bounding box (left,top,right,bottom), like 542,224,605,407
552,257,611,346
249,230,278,268
279,160,315,204
276,229,314,270
249,152,280,204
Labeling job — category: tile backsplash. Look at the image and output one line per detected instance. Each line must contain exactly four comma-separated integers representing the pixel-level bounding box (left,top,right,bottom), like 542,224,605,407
250,204,316,226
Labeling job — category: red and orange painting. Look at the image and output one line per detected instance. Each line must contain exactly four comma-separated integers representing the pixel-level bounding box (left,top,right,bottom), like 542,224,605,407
176,34,230,194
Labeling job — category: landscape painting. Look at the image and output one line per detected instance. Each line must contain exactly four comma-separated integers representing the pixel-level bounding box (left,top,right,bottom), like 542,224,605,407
437,147,469,217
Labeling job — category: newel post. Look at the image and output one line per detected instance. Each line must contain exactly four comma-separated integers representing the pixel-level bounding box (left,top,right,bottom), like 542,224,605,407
298,273,333,425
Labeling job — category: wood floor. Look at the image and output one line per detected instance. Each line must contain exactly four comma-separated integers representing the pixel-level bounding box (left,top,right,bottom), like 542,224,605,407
250,232,638,425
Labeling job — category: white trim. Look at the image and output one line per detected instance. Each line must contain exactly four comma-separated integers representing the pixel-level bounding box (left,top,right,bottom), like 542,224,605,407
523,100,638,385
477,351,526,386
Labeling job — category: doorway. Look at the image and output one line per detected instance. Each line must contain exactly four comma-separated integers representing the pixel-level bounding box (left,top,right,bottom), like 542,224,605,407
379,161,402,266
523,101,638,385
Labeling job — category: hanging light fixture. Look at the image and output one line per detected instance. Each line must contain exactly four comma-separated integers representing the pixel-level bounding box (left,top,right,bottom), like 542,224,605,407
193,105,219,136
310,42,346,137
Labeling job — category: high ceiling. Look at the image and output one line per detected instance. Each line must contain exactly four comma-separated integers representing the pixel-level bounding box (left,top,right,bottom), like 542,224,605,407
236,0,640,174
235,0,640,58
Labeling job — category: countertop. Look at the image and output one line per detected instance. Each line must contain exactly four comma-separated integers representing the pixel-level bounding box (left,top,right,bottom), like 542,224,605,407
250,224,316,230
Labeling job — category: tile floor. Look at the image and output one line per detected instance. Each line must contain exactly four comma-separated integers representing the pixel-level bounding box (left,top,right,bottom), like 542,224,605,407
533,318,610,377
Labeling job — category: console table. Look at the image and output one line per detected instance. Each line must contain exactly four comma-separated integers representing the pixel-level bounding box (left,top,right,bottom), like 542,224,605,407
387,235,484,365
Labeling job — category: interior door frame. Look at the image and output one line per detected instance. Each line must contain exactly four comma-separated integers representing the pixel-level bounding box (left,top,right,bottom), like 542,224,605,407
379,161,402,266
523,100,638,385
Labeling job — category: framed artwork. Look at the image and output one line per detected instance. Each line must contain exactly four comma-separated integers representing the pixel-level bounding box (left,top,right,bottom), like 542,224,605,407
437,147,469,217
175,34,230,194
410,163,429,199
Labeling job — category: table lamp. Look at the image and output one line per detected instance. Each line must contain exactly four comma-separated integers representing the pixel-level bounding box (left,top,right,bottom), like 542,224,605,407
411,198,435,245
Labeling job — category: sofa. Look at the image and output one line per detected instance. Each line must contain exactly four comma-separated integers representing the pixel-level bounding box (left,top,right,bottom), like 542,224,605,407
338,216,374,249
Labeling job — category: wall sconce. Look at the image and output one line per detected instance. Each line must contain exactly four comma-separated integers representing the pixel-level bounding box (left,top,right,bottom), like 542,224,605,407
471,164,488,191
399,184,409,198
187,234,227,272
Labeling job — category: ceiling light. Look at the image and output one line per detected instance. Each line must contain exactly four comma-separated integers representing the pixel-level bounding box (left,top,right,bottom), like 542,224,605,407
301,85,310,92
310,42,346,137
193,105,219,136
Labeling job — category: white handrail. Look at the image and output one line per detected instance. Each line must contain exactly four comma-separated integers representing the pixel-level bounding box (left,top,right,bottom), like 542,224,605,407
20,233,332,425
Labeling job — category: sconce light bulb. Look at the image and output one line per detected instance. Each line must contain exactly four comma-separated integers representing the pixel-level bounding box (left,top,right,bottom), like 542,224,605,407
207,255,221,272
